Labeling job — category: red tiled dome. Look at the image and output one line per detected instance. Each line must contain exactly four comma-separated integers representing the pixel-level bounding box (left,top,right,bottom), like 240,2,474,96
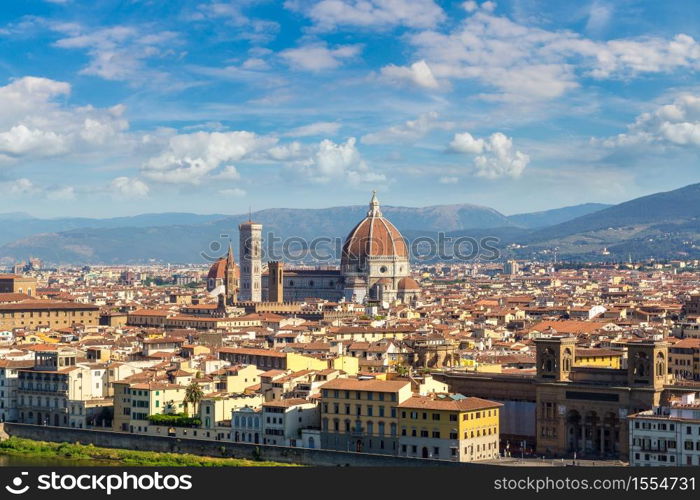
207,258,227,280
397,277,420,290
341,192,408,268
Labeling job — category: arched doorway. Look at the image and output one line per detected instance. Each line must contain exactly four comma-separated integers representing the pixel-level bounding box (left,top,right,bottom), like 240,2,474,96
566,410,581,453
308,436,315,449
422,447,429,459
584,411,600,454
355,439,363,452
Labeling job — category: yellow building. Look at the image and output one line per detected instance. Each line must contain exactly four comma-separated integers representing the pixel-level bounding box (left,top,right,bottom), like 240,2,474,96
319,378,412,454
574,348,623,369
397,394,501,461
218,364,263,393
331,355,359,376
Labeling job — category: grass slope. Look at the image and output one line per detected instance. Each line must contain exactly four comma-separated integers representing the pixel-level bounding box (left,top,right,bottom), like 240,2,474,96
0,437,295,467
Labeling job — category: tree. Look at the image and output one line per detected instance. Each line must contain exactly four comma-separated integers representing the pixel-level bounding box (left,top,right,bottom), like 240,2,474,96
184,381,204,417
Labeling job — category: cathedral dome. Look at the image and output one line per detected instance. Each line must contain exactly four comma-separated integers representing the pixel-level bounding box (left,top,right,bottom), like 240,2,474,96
397,276,420,290
341,192,409,271
207,258,227,280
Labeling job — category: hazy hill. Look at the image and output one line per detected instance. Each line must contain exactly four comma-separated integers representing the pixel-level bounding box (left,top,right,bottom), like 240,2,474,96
4,184,700,264
0,203,515,264
509,203,611,229
0,213,227,246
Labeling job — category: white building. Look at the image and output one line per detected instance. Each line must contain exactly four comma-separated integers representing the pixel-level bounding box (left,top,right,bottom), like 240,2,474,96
0,359,34,422
628,392,700,466
261,398,319,447
231,406,262,444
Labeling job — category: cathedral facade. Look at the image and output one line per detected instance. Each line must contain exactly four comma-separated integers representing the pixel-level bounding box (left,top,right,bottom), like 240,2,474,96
206,193,420,304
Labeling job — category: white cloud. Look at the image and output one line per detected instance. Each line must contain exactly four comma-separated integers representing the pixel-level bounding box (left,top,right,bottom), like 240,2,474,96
0,76,131,162
391,11,700,101
0,125,68,157
596,94,700,148
142,131,277,184
46,185,76,201
362,111,447,144
280,43,362,71
214,165,241,180
379,60,440,89
481,1,496,12
284,122,341,137
3,178,39,196
449,131,529,179
1,178,76,200
449,131,486,154
462,1,478,13
439,176,458,184
285,0,445,31
110,177,150,198
52,24,180,83
585,1,613,35
274,137,385,184
187,2,279,44
219,187,247,197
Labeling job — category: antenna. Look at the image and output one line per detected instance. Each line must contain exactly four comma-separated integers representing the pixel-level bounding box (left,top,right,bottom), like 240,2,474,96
248,205,252,222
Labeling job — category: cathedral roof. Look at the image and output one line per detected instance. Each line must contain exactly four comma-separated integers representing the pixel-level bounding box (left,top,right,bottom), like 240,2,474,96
207,259,227,280
207,244,237,280
397,277,421,290
341,192,408,265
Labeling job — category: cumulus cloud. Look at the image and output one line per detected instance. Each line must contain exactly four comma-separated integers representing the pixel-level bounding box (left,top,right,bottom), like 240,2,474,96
285,0,445,31
385,10,700,101
449,131,529,178
270,137,384,184
280,43,362,71
362,111,448,144
109,176,150,198
142,131,277,184
0,76,131,162
596,94,700,148
379,60,440,89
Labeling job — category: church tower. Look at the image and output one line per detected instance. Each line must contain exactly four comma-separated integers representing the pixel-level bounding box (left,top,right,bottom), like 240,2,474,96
239,220,262,302
535,336,576,381
627,340,668,389
224,243,238,304
268,261,284,302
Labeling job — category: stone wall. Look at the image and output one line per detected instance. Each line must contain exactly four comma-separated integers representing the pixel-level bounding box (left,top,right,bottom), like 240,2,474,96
1,423,468,467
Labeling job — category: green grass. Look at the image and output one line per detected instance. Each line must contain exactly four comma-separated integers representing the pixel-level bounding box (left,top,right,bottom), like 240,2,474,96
0,437,295,467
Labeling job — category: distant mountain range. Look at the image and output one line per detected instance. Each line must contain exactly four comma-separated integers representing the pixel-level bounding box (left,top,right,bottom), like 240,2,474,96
1,183,700,264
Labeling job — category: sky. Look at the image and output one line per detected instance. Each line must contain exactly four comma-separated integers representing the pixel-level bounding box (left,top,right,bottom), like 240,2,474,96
1,0,700,218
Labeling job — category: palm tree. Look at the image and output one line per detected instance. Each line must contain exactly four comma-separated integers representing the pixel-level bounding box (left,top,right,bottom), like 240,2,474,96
184,381,204,417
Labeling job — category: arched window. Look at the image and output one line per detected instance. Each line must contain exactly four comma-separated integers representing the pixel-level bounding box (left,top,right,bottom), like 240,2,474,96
656,352,666,377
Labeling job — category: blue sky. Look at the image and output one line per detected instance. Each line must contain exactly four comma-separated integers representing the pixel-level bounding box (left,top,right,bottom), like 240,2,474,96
1,0,700,218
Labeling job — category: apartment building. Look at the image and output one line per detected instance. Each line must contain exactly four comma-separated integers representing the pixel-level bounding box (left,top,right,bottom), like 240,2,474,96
261,398,319,447
319,378,412,454
397,393,501,462
628,392,700,466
